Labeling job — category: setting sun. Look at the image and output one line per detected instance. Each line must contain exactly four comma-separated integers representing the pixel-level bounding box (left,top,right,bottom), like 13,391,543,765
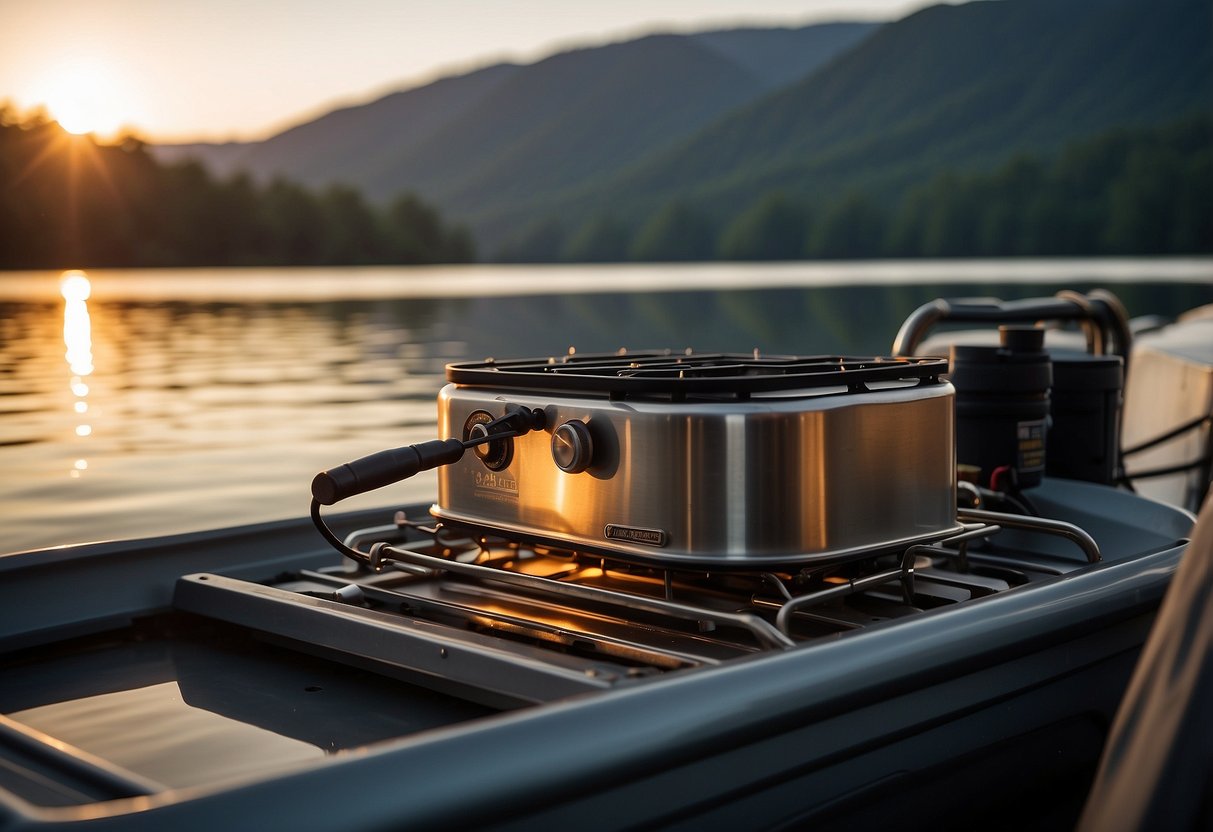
54,100,113,136
33,60,127,138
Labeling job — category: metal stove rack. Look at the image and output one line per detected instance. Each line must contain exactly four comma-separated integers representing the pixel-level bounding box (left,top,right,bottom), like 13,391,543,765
370,542,796,649
173,509,1101,708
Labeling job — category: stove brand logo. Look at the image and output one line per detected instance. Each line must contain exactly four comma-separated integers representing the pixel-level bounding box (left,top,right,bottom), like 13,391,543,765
605,524,668,547
474,469,518,495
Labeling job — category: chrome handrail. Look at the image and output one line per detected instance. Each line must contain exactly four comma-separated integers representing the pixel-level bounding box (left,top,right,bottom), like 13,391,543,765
958,507,1101,563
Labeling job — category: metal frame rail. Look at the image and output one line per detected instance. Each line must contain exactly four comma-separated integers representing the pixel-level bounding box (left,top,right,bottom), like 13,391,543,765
172,508,1101,707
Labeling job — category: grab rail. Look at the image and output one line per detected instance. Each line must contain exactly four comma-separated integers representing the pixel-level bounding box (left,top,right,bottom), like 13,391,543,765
958,508,1102,564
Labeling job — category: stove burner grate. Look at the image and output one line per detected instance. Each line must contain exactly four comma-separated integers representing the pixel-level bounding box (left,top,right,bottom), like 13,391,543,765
446,350,947,397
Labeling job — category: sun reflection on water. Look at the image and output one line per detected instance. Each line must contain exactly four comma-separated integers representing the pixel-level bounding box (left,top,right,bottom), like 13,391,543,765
61,270,94,477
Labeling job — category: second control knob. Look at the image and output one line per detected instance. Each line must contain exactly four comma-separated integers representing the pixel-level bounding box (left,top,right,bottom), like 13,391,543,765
551,420,593,474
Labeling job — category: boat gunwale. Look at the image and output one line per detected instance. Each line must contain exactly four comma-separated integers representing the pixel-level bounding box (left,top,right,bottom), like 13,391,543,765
0,541,1190,826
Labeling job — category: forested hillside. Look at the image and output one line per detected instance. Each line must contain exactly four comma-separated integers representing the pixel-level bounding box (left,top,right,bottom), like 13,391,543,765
490,0,1211,255
495,117,1211,261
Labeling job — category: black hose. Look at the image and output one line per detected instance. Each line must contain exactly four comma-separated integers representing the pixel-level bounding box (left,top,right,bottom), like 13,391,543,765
310,498,372,568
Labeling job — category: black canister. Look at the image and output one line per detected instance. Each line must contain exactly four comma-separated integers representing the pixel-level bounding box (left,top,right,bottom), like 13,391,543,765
1047,354,1123,485
950,326,1052,490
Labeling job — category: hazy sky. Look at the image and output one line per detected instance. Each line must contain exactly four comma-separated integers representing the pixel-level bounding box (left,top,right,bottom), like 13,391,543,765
2,0,935,142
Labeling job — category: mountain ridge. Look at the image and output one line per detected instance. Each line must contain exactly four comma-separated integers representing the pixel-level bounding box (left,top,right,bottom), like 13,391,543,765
150,0,1212,259
474,0,1211,252
151,21,879,199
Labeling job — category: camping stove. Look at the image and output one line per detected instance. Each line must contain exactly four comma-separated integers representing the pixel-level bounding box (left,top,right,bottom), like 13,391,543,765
433,350,962,566
280,349,1106,705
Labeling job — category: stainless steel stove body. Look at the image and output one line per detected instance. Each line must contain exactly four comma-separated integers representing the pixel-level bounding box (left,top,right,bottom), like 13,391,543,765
433,352,960,566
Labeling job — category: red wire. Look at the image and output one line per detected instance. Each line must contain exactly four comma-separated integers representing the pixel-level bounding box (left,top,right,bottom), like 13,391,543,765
989,464,1013,492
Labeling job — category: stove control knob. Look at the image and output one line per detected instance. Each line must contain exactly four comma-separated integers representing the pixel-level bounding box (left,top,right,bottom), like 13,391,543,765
552,420,593,474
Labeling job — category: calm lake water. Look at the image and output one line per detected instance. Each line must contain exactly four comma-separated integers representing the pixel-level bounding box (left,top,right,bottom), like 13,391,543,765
2,259,1210,554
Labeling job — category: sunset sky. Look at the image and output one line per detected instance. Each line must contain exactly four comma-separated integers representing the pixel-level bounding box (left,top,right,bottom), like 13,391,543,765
2,0,933,143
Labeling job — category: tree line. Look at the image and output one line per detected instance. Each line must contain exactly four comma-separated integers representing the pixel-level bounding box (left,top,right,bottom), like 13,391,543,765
498,116,1213,262
3,105,1208,269
0,106,473,269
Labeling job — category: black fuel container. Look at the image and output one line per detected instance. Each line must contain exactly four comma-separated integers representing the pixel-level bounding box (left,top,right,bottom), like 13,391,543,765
950,326,1052,490
1046,354,1123,485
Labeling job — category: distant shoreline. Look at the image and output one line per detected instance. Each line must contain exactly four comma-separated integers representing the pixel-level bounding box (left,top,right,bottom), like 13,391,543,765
1,257,1209,303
